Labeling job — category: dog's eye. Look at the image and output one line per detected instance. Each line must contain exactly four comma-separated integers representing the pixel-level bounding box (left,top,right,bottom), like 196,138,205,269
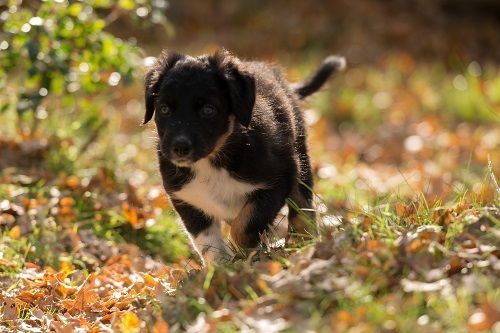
199,105,217,118
159,105,171,116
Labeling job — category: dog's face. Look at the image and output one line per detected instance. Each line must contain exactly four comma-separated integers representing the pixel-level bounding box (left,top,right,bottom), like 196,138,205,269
144,50,256,166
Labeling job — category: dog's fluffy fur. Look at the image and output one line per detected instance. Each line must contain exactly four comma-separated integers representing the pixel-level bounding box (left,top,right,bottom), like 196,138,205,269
144,50,345,264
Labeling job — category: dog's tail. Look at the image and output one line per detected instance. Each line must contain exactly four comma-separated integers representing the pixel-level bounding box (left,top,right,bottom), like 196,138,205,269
294,55,346,99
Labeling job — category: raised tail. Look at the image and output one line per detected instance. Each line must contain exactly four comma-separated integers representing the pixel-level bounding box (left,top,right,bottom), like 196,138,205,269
294,55,346,99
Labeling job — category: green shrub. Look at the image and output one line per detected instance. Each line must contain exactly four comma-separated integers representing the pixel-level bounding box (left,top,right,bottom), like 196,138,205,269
0,0,168,131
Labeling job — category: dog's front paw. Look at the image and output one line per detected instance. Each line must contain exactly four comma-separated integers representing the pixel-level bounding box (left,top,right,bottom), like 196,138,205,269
200,243,234,265
193,223,234,265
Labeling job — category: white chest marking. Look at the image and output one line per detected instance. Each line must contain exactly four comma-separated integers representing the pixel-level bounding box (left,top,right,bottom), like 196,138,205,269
173,159,262,220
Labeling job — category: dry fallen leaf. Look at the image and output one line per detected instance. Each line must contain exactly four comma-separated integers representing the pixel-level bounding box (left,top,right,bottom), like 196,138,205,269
8,225,21,239
256,261,283,276
2,298,18,320
153,317,170,333
468,311,490,331
0,258,18,268
65,175,80,190
122,202,143,229
120,311,141,332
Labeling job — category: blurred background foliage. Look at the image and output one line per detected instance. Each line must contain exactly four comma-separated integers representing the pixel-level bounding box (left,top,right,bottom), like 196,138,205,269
0,0,169,171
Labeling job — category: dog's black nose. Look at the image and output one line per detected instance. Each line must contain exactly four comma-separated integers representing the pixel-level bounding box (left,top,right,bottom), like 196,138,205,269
171,136,193,158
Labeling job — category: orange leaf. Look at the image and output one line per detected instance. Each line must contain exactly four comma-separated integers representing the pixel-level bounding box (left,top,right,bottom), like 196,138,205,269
149,190,169,209
407,239,423,253
467,311,491,331
256,261,282,276
65,175,80,189
256,278,269,293
60,197,75,207
152,317,169,333
8,226,21,239
55,282,78,298
143,273,157,288
59,259,75,276
122,203,142,228
366,240,381,251
335,310,354,326
120,311,141,331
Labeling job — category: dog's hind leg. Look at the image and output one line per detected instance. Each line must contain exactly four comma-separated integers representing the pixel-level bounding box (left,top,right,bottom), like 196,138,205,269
288,181,317,236
288,134,317,236
172,199,233,265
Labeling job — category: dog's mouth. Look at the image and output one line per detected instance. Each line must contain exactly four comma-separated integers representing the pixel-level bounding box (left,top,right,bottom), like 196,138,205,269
170,157,195,168
158,140,216,168
158,147,200,167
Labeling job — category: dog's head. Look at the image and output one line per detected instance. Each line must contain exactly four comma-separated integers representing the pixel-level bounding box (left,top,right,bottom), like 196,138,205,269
144,50,256,167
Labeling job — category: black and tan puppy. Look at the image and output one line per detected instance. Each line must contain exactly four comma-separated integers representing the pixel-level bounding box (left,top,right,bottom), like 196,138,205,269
144,50,345,264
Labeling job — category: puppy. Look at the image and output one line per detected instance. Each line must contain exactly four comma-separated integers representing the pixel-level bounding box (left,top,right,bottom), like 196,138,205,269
143,50,345,264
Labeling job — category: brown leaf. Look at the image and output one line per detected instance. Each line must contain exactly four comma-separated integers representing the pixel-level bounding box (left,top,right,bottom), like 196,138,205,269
51,320,79,333
1,298,18,320
0,212,16,226
0,258,18,268
395,202,416,218
446,256,463,275
432,208,454,225
367,239,382,252
468,311,492,331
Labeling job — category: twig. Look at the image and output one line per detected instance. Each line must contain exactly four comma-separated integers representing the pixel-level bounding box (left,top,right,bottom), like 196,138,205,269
487,155,500,197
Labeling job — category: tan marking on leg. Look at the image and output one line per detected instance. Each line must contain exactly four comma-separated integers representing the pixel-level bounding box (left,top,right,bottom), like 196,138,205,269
230,202,255,247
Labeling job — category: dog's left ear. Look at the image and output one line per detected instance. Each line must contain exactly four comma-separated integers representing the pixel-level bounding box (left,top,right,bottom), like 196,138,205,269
210,50,256,127
144,51,183,124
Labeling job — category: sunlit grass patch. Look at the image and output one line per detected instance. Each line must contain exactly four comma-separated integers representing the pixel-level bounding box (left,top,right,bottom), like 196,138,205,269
0,233,30,278
164,189,498,332
0,172,190,270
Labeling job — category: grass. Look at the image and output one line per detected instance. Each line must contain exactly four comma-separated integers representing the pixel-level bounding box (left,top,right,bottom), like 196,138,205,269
161,200,498,332
0,54,499,331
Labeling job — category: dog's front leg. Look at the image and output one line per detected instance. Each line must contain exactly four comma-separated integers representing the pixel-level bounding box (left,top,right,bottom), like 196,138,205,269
231,188,288,248
172,199,233,265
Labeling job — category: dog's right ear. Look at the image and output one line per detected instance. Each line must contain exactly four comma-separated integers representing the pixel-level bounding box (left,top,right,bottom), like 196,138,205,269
209,49,256,128
144,51,183,124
